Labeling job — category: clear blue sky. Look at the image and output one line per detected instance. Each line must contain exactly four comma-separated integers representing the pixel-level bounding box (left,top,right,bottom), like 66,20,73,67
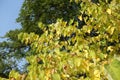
0,0,24,42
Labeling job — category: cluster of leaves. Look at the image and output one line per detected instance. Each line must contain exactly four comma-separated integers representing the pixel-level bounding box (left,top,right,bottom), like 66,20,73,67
0,0,120,80
17,20,107,79
0,0,82,76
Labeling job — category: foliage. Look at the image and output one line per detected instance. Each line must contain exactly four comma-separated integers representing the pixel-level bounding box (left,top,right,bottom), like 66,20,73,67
0,0,120,80
105,59,120,80
0,29,28,78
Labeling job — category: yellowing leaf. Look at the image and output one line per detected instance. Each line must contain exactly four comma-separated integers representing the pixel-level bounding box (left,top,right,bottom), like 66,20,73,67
107,9,111,14
106,26,115,35
89,50,96,58
94,70,100,77
74,58,81,67
78,15,82,21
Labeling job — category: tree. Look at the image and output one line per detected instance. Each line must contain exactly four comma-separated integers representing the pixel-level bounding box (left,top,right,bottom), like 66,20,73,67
0,0,120,80
0,0,82,77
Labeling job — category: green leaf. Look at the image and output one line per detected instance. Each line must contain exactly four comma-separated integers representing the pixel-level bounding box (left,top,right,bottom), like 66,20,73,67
105,59,120,80
89,50,95,58
52,73,61,80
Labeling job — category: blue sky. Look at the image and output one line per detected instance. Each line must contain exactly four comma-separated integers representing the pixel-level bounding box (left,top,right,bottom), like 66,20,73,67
0,0,24,42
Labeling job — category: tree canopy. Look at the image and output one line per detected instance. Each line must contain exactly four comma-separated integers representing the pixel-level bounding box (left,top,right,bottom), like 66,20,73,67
0,0,120,80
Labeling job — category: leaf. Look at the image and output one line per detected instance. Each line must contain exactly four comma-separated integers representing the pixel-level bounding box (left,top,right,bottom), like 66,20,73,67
78,15,82,21
52,73,61,80
106,9,112,14
74,57,81,67
105,59,120,80
89,50,95,58
99,53,105,60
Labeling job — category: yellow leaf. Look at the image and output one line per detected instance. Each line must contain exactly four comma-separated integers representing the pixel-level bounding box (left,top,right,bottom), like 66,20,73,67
78,15,82,21
106,26,115,35
107,9,111,14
